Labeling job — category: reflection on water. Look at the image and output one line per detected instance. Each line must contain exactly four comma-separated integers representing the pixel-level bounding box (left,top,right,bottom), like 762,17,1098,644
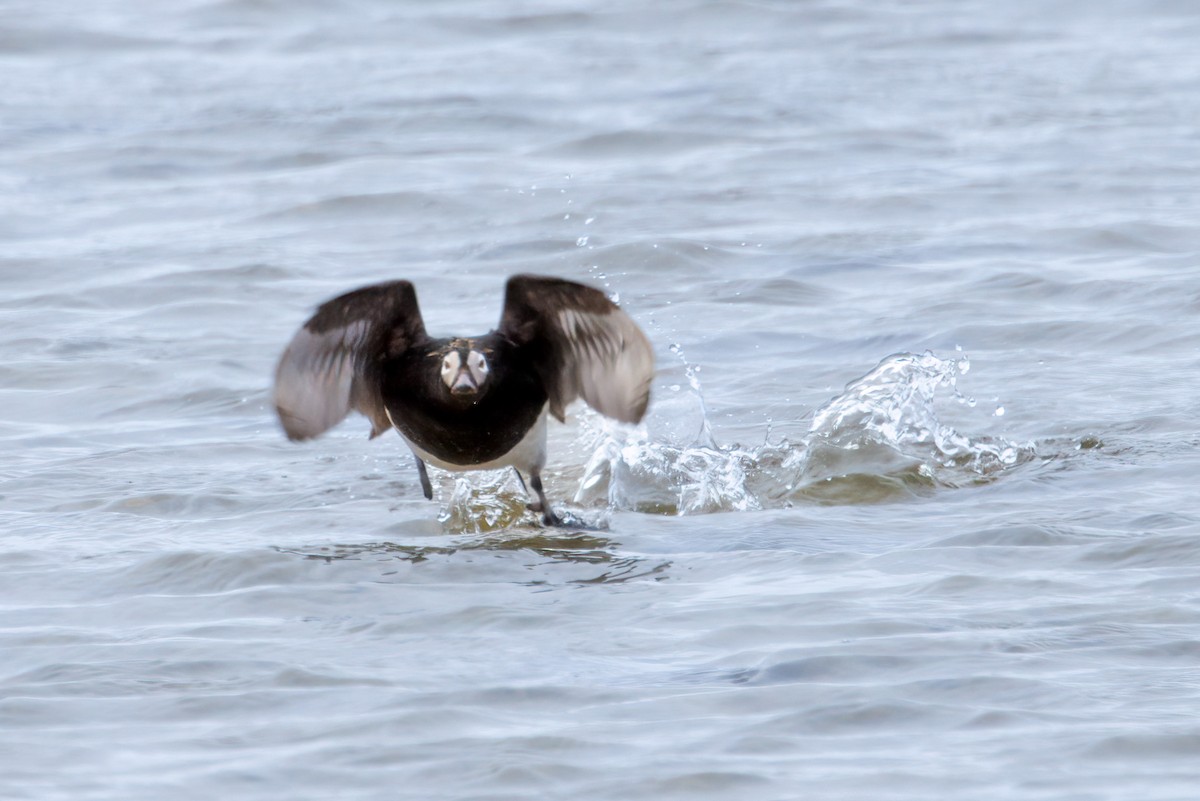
277,529,671,586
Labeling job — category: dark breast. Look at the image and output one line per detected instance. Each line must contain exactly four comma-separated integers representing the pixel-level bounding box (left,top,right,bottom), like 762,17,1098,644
379,336,548,466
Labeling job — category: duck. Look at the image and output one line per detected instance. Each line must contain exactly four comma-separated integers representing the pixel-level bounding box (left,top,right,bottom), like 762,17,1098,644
273,274,655,524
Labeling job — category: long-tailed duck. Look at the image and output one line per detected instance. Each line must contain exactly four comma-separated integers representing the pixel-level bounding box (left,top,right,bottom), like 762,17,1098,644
273,274,654,524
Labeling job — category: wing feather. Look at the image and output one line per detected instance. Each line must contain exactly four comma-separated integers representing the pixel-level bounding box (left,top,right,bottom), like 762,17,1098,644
273,281,425,441
499,274,654,424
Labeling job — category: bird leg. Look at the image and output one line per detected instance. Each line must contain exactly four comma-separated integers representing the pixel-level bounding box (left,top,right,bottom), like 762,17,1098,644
517,469,563,527
515,469,544,514
415,456,433,500
529,469,561,527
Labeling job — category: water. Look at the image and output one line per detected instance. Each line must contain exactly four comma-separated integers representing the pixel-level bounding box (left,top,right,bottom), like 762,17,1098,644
3,1,1200,799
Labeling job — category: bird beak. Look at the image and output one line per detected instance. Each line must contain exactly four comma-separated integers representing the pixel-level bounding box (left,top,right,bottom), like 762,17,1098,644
451,370,478,395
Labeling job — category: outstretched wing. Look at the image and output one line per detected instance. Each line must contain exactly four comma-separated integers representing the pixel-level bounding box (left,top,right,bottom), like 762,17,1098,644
499,274,654,424
273,280,425,441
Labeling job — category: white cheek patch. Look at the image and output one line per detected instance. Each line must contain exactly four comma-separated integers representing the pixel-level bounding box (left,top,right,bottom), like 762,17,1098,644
467,350,490,385
441,352,461,388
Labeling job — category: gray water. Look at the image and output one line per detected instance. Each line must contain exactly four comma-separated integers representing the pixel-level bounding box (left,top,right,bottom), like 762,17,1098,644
3,1,1200,799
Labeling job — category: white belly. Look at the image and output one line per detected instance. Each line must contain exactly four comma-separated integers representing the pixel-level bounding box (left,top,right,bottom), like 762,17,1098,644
390,405,549,474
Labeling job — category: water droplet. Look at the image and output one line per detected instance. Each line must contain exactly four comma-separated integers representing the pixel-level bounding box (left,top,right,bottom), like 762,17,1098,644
585,216,595,225
576,236,589,247
993,405,1005,417
563,213,571,220
670,384,681,392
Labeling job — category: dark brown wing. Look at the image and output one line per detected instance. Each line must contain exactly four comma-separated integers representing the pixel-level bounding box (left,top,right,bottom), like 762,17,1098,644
273,280,426,441
498,274,654,424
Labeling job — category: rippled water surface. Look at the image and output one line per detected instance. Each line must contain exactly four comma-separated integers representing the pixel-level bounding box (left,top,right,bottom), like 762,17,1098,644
4,1,1200,799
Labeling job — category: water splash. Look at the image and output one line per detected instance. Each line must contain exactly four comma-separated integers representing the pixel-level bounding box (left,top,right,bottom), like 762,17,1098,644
802,351,1027,478
576,431,763,515
437,471,531,532
436,469,610,534
574,351,1037,515
667,341,717,449
572,338,756,515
